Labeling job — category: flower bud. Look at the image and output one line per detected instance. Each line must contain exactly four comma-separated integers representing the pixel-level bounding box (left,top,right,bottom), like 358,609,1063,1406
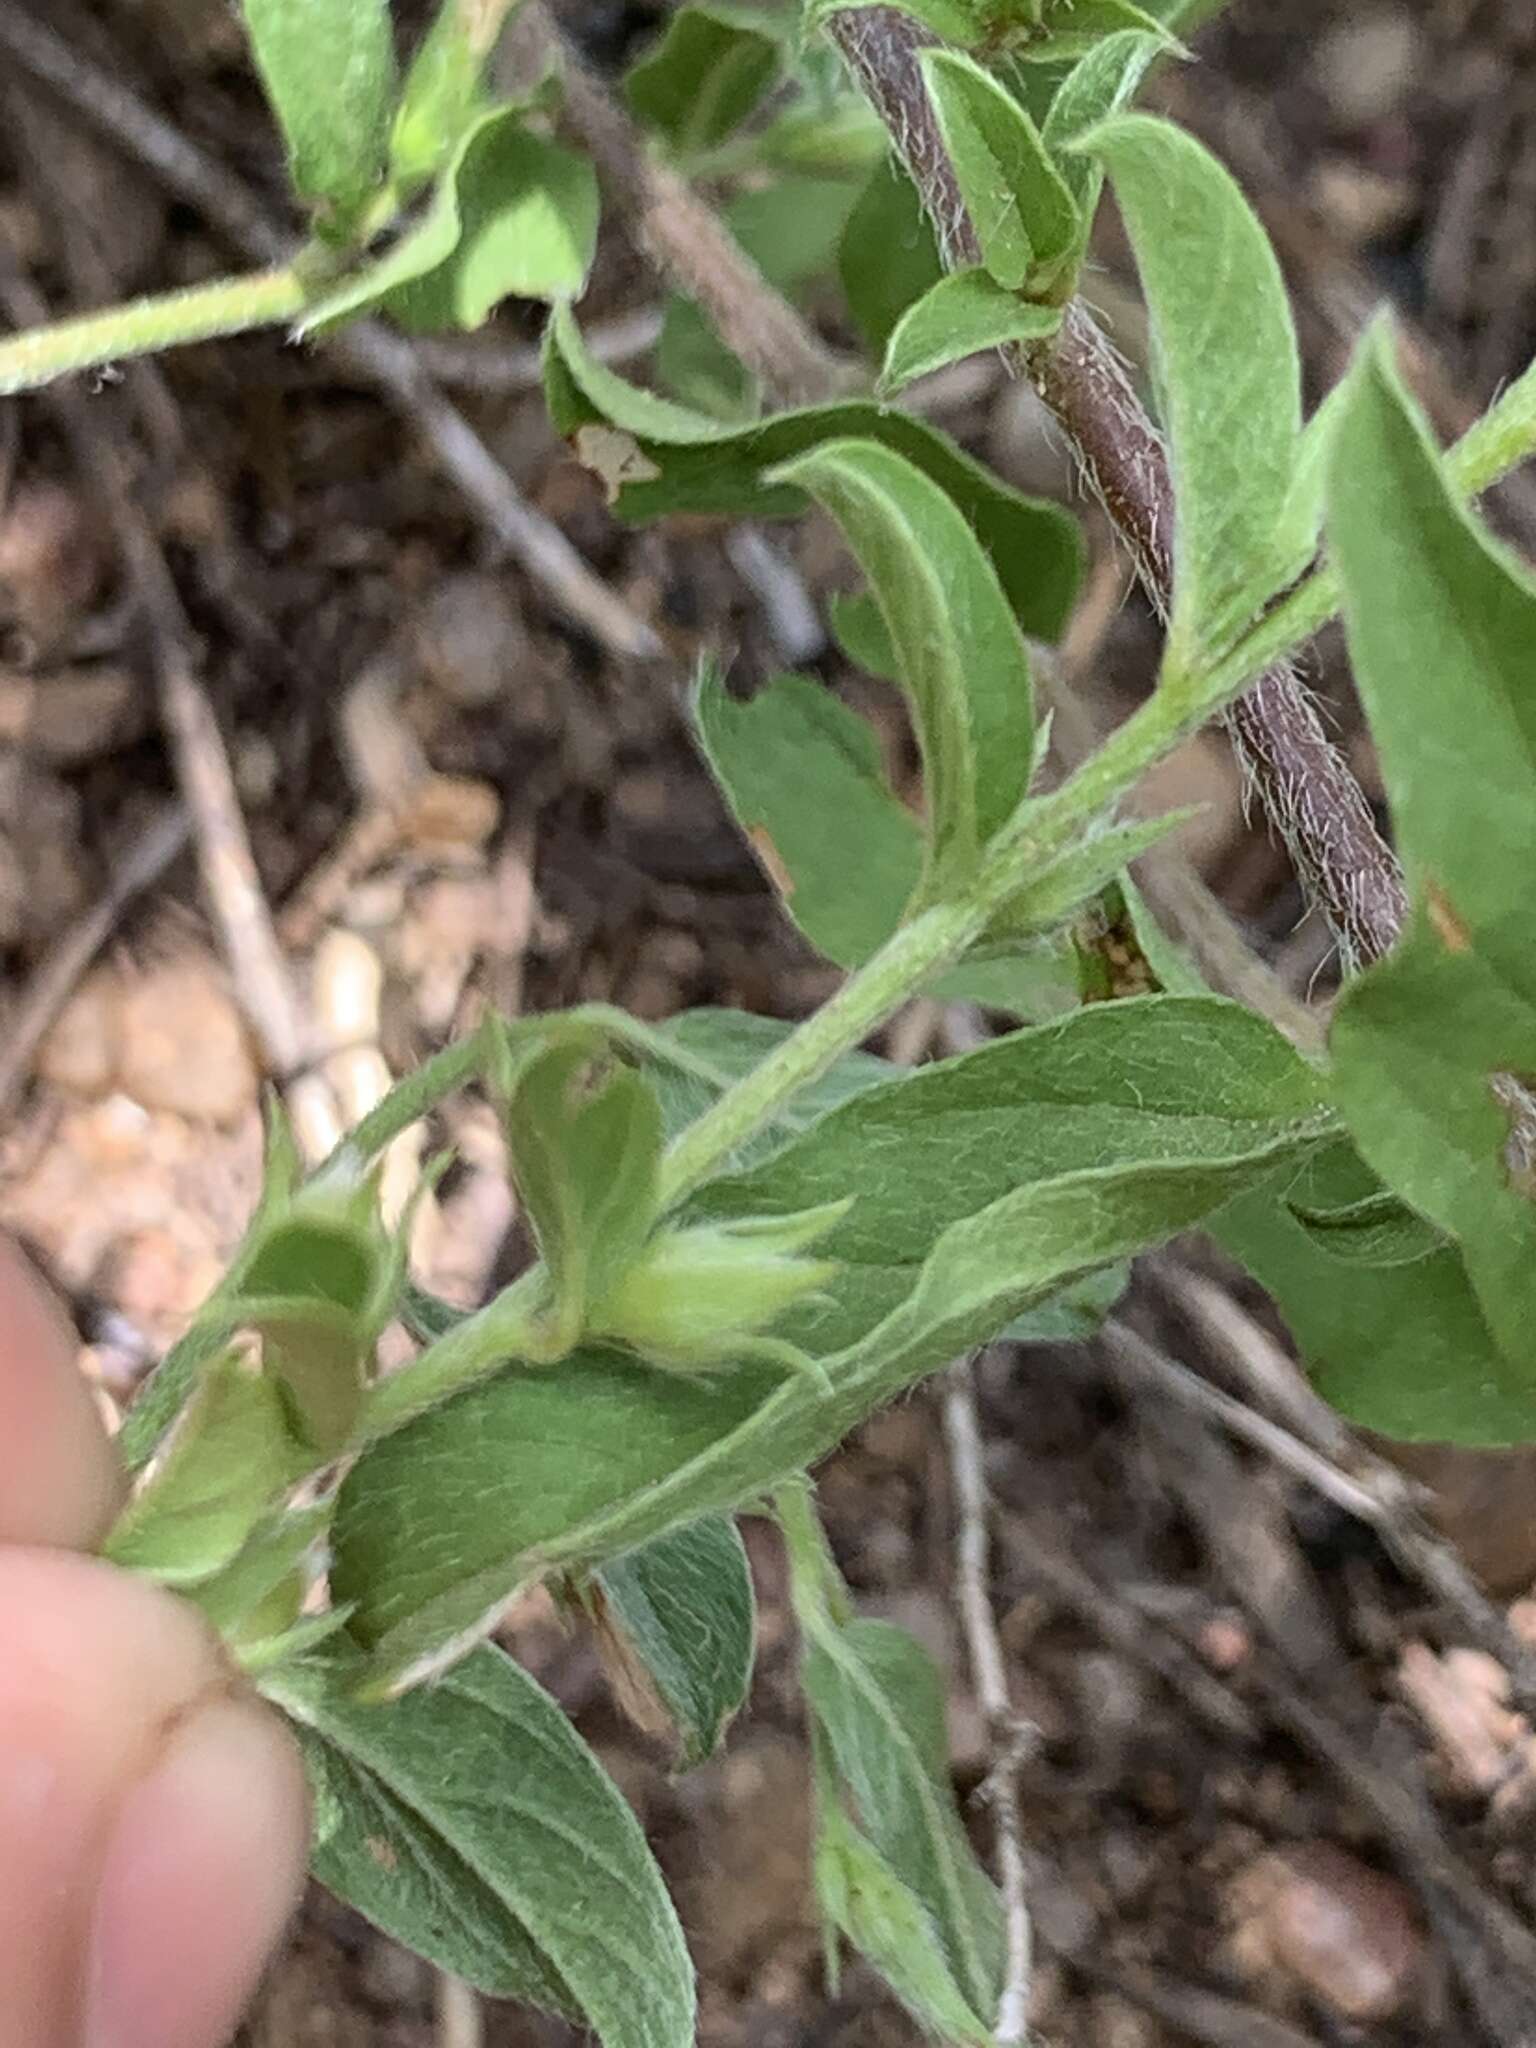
589,1200,850,1374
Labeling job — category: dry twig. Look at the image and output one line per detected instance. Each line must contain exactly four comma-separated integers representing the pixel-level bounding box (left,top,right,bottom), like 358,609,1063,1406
941,1355,1034,2045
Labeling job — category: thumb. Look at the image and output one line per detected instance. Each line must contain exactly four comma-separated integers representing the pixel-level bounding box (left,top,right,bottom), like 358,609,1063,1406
0,1550,308,2048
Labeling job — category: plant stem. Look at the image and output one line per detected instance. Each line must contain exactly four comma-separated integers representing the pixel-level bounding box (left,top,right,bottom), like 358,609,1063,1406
656,899,993,1210
0,264,316,395
825,5,1409,969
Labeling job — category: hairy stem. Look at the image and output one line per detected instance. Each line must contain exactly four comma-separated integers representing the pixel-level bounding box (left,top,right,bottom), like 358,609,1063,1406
826,5,1409,968
0,263,316,395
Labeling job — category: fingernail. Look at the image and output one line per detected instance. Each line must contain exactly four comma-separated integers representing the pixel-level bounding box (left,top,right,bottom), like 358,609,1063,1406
85,1697,308,2048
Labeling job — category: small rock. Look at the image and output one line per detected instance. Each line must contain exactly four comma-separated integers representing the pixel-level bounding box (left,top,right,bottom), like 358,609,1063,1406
1226,1841,1422,2022
1398,1641,1524,1795
37,971,122,1097
398,772,500,856
0,666,145,762
1310,159,1416,246
115,956,258,1124
1315,9,1419,129
413,569,530,709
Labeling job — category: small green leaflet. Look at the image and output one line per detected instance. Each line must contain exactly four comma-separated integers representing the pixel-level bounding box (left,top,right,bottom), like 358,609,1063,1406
1041,28,1168,214
920,48,1081,293
544,303,1083,639
240,0,395,219
1075,113,1302,671
625,4,783,156
590,1514,755,1766
879,270,1061,393
811,0,1167,58
694,666,922,967
300,109,598,335
267,1642,695,2044
767,436,1036,894
329,996,1327,1684
391,0,524,189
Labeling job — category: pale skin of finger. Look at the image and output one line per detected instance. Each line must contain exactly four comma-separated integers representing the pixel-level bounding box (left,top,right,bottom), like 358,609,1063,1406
0,1246,310,2048
0,1235,123,1548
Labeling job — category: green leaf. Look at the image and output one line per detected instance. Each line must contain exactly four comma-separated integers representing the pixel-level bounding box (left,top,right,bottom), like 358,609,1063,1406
880,269,1061,393
1040,28,1167,213
103,1353,306,1586
1285,1188,1444,1269
391,0,523,189
267,1641,695,2041
590,1514,755,1766
1324,325,1536,1404
625,4,783,156
767,437,1036,892
1075,113,1301,667
1008,0,1176,60
987,808,1190,937
1330,929,1536,1377
240,0,395,218
189,1502,331,1640
329,996,1326,1683
814,1804,993,2047
838,158,944,354
919,47,1081,292
300,110,598,335
1214,1161,1532,1445
828,589,896,679
499,1036,663,1357
1327,324,1536,1011
803,1617,1002,2026
695,665,921,967
545,304,1083,640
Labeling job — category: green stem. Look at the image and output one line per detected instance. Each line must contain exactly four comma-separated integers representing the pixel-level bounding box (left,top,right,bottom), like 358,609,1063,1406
0,264,316,397
655,897,992,1209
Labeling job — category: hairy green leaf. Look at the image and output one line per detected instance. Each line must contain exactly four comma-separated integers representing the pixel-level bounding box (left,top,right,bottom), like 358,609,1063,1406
1328,325,1536,1010
1075,113,1301,667
879,269,1061,392
767,437,1035,891
814,1804,993,2046
920,47,1081,292
1040,28,1167,213
241,0,395,218
804,1616,1002,2024
591,1514,755,1766
268,1642,695,2040
1324,325,1536,1406
625,4,783,155
330,997,1326,1682
545,303,1083,640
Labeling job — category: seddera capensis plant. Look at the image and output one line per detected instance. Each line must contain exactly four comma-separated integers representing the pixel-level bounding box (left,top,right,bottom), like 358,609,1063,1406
11,0,1536,2041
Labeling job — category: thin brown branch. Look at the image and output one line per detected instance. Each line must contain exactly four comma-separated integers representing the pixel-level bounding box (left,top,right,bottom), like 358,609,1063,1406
826,5,1409,969
940,1356,1033,2045
535,2,857,408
